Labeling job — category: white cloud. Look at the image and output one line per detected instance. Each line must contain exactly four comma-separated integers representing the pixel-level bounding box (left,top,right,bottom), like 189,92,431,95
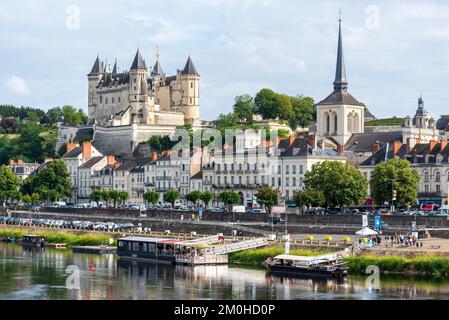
7,76,30,96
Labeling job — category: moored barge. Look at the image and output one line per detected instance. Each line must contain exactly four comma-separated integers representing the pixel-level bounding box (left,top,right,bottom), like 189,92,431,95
20,235,46,248
265,254,349,279
117,236,228,266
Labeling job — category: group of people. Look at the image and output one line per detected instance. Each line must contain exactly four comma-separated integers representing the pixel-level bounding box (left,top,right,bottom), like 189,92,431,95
386,234,423,247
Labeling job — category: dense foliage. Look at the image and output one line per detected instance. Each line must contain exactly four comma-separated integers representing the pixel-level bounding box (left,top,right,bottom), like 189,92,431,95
370,158,419,206
20,160,72,203
255,187,279,213
304,161,368,208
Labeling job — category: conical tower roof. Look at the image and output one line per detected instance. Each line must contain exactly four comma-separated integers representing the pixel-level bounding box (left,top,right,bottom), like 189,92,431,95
88,55,102,76
130,49,147,70
333,18,348,92
181,55,199,76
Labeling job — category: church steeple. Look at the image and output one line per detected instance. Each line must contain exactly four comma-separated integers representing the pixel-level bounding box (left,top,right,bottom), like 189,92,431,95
333,17,348,92
152,48,164,76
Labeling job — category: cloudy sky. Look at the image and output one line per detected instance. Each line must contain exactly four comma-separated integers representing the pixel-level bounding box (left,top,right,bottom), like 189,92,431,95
1,0,449,120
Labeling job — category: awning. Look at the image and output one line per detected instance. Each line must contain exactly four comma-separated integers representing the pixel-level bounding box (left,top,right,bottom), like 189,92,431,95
356,227,378,236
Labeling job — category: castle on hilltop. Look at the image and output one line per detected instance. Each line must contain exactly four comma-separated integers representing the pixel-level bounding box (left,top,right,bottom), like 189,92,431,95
88,49,200,126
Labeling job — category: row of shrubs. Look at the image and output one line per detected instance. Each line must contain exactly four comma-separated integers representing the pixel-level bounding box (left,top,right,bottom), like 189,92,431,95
346,255,449,277
0,228,115,246
228,247,327,266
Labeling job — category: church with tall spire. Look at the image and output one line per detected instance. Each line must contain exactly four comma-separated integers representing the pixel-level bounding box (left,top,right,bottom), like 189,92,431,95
316,17,366,147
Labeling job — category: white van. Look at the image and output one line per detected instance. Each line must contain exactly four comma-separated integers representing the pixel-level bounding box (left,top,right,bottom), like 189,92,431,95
51,201,66,208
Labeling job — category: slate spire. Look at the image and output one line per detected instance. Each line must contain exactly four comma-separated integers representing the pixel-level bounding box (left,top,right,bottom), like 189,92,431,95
130,49,147,70
88,55,102,76
333,18,348,92
181,55,199,76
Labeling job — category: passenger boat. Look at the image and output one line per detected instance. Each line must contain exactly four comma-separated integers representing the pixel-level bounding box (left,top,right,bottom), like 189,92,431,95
265,253,349,279
20,235,46,248
117,236,228,266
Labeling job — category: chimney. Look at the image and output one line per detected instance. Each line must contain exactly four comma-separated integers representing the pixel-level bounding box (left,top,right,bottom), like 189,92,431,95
18,159,23,166
150,151,158,161
289,135,296,146
406,138,412,153
107,155,116,166
82,141,92,160
9,159,14,166
429,140,437,152
392,140,402,155
66,143,78,153
372,143,380,154
305,134,316,149
440,139,448,151
337,144,345,154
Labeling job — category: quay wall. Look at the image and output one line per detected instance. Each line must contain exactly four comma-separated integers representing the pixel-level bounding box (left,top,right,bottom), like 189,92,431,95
41,207,449,228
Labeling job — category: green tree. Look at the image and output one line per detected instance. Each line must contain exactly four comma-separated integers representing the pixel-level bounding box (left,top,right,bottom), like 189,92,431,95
0,165,21,205
31,193,40,205
218,190,241,211
200,191,214,209
20,160,72,203
109,190,120,208
147,135,177,152
255,187,279,214
90,190,102,204
144,191,160,206
275,94,293,120
293,189,325,209
213,112,239,130
46,107,63,124
186,190,202,208
163,189,180,207
289,95,316,130
22,194,32,206
101,190,111,206
233,94,255,123
304,161,368,208
16,122,46,163
370,158,420,207
254,88,279,120
118,191,129,206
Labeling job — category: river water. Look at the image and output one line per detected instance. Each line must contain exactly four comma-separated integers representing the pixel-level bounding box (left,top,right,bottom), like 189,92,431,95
1,243,449,300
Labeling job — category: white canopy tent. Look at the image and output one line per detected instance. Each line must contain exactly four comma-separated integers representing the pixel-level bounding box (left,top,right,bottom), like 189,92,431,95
355,227,378,236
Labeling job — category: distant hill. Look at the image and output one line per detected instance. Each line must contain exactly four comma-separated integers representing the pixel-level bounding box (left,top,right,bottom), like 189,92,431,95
365,117,404,127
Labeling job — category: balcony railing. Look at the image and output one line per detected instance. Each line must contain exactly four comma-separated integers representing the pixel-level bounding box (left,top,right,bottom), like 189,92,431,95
418,191,448,198
156,176,172,180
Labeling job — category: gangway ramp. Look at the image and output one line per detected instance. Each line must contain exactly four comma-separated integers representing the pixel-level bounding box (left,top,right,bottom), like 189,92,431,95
181,234,223,246
210,237,269,255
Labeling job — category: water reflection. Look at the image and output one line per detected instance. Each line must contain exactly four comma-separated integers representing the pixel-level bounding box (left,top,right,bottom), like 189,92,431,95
1,243,449,300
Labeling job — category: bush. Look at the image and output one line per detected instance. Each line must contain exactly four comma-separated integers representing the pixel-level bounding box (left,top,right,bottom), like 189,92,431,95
228,247,328,265
0,228,114,246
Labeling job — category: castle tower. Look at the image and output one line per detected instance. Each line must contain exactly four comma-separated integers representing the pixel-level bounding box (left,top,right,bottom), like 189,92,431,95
180,55,200,123
151,49,165,106
87,55,104,121
129,49,149,123
316,17,365,146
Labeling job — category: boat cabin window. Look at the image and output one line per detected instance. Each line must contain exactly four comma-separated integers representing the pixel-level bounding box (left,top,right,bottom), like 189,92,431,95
118,241,123,247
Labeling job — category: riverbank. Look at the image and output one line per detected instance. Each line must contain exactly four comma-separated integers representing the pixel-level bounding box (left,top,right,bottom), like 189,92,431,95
229,246,449,277
0,228,115,246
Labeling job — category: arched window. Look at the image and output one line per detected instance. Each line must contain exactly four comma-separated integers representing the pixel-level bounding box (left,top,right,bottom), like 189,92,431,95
436,171,441,182
353,113,360,133
447,171,449,182
347,114,353,133
424,171,429,182
326,113,330,133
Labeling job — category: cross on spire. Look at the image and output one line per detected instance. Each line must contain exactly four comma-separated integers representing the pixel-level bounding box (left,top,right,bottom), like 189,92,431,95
338,8,343,21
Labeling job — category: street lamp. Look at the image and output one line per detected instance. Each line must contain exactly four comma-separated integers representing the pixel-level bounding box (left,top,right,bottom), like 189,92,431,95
386,177,397,214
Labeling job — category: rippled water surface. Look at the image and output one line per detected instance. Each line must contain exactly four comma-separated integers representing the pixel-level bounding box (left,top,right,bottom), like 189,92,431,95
1,243,449,300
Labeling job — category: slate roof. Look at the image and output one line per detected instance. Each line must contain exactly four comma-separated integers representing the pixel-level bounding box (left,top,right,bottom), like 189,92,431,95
361,143,408,166
63,146,82,158
130,49,147,70
79,156,104,169
181,56,199,76
88,56,102,76
318,91,365,106
97,72,130,88
191,171,203,180
345,132,403,153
